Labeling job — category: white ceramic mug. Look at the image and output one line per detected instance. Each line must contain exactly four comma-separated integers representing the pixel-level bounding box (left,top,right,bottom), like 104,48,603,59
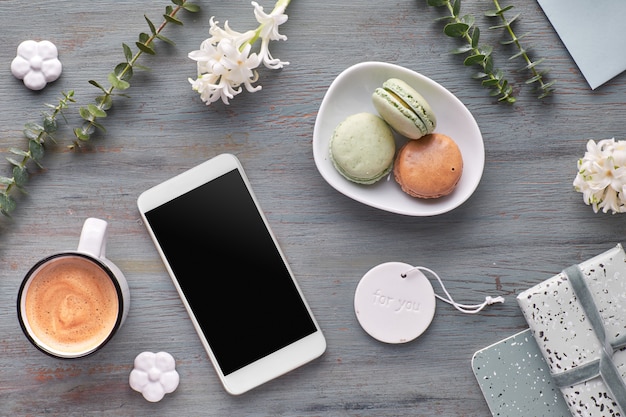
17,217,130,359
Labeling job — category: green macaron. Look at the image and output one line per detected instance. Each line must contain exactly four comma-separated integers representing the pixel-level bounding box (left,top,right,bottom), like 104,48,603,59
372,78,437,139
329,112,396,185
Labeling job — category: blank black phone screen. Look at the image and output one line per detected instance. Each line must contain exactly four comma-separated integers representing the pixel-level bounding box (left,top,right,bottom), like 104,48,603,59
144,168,317,375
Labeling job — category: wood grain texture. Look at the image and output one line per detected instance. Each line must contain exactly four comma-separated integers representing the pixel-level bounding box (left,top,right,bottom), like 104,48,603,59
1,0,625,415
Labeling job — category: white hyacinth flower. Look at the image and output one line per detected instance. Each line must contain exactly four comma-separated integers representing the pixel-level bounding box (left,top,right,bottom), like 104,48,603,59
188,0,290,105
573,138,626,214
252,1,289,69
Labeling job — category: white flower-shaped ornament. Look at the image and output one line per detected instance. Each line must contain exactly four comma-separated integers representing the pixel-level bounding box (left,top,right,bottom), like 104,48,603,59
11,40,62,91
129,351,180,402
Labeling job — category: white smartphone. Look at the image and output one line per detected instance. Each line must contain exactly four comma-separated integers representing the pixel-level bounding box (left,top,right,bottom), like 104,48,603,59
137,153,326,395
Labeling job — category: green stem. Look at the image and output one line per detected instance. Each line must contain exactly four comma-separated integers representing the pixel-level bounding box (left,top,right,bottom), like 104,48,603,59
116,4,185,91
75,0,192,142
444,1,515,103
491,0,554,98
0,0,199,216
0,91,75,215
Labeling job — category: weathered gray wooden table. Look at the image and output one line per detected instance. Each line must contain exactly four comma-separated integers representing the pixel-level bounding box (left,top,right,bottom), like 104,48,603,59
1,0,625,415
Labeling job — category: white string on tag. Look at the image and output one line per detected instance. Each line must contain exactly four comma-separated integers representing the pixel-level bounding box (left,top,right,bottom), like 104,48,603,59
401,266,505,314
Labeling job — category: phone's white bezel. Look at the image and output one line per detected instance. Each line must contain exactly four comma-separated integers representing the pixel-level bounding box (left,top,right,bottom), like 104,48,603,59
137,153,326,395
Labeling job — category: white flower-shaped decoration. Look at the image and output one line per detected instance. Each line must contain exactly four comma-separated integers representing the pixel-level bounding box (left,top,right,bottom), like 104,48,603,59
129,351,180,402
573,138,626,214
11,40,62,91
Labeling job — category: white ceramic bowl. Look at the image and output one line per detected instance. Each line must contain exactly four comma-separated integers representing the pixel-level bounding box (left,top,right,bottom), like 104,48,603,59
313,61,485,216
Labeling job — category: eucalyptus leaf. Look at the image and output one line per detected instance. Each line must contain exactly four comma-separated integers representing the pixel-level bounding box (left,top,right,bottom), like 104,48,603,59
0,193,16,215
12,165,28,187
96,94,114,111
108,72,131,90
510,49,526,60
88,79,107,92
23,127,41,141
133,63,151,72
122,43,133,61
136,42,156,55
24,122,44,134
444,22,469,37
79,107,94,121
183,3,200,12
464,54,486,66
163,14,183,25
479,45,493,56
452,0,461,16
460,14,475,27
156,33,176,45
91,120,107,133
6,157,21,168
522,60,540,70
482,78,500,86
29,140,45,162
87,104,107,118
114,63,133,81
451,44,473,54
9,148,29,158
145,15,157,34
43,116,57,133
473,71,488,79
471,27,480,48
81,122,96,135
484,55,494,72
507,13,520,25
489,23,508,30
74,127,90,141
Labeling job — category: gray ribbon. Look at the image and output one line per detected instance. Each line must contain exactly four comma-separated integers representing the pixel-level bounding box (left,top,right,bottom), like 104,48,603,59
550,265,626,414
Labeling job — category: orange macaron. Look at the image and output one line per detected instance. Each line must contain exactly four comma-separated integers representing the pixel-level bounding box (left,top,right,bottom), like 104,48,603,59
393,133,463,199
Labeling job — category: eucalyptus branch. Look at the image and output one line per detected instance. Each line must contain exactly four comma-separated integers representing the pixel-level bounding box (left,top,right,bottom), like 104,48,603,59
0,0,199,217
486,0,555,99
73,0,199,146
427,0,515,103
0,91,76,215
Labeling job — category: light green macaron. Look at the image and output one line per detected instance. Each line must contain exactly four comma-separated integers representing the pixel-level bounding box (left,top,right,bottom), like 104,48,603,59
372,78,437,139
329,112,396,185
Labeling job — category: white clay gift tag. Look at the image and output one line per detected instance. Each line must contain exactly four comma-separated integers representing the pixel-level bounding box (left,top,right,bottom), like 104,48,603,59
354,262,505,344
354,262,435,344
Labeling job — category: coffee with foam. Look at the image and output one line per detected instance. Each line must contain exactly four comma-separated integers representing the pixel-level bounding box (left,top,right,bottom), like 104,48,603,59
22,255,120,355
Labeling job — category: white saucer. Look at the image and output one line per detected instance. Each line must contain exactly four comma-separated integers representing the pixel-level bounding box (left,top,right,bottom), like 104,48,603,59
313,61,485,216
